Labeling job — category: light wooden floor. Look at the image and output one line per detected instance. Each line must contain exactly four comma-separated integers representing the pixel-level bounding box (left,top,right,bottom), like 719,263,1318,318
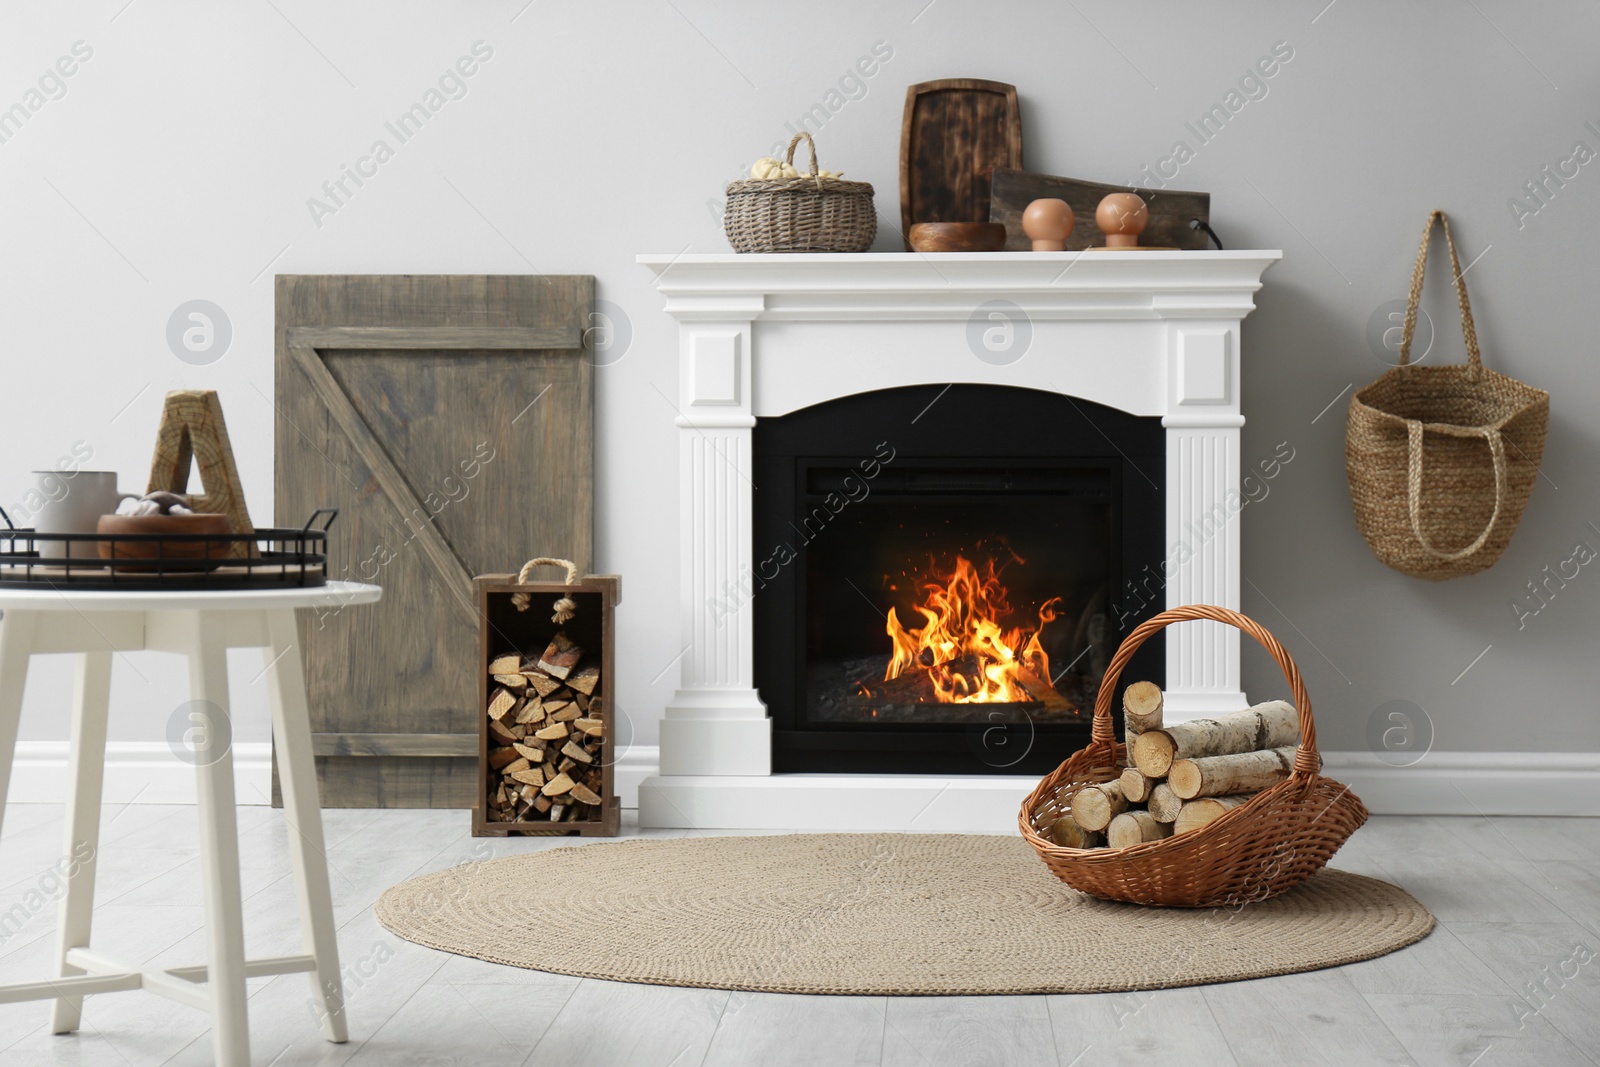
0,806,1595,1066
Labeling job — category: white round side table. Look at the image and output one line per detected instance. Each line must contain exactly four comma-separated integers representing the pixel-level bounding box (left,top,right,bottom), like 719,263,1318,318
0,581,381,1067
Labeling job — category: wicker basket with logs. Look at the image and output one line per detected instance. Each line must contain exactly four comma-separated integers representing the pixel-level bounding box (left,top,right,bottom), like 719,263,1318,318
474,558,621,837
1019,605,1369,907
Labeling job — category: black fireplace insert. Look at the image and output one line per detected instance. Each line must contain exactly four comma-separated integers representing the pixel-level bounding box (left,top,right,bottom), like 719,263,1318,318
753,383,1165,775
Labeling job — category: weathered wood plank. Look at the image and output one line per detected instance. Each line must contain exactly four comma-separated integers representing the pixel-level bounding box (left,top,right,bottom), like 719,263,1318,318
286,325,580,349
310,733,478,758
274,273,594,809
285,343,478,628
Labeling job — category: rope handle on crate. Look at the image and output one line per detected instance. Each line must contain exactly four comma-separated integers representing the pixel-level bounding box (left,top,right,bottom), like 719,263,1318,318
1091,604,1321,777
512,557,580,623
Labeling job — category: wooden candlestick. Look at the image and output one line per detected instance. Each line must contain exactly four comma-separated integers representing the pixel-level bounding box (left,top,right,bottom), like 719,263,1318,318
1021,198,1075,251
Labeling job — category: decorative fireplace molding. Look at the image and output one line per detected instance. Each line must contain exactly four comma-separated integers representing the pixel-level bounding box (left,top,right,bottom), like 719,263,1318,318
637,251,1279,827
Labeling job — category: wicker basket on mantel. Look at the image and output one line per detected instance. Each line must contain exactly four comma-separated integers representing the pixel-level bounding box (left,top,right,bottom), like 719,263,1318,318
724,131,876,253
1020,605,1369,907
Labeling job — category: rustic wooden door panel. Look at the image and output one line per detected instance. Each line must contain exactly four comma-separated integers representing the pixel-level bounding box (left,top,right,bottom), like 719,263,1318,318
319,348,588,582
275,275,594,808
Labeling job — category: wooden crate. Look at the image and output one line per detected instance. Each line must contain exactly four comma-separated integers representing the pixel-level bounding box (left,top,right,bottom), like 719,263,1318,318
473,572,621,836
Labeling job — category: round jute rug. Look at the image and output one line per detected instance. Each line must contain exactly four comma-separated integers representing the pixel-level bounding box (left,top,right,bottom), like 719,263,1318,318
375,833,1433,995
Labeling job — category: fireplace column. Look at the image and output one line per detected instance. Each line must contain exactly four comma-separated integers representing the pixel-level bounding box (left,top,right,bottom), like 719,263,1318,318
1161,322,1248,719
660,306,772,775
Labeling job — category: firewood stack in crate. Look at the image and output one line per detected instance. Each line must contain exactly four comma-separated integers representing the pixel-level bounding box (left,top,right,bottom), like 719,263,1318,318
474,564,621,837
1045,681,1307,850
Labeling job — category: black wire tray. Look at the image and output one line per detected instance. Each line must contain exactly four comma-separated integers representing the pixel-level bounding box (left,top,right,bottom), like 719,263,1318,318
0,509,337,591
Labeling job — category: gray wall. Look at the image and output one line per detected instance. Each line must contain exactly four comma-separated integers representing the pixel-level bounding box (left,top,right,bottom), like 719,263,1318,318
2,0,1595,759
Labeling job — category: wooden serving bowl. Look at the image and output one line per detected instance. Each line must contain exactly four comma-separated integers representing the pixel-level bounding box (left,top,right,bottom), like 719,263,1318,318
97,513,233,569
908,222,1008,253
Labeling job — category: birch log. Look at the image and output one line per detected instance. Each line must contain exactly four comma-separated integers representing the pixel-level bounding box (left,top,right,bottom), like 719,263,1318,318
1131,700,1300,778
1118,766,1155,803
1173,794,1257,834
1122,681,1163,765
1168,745,1298,800
1069,781,1128,832
1147,783,1184,823
1048,813,1104,850
1107,810,1174,849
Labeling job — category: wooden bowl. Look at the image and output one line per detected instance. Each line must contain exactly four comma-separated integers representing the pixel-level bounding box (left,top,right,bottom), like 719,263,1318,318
908,222,1008,253
97,513,233,569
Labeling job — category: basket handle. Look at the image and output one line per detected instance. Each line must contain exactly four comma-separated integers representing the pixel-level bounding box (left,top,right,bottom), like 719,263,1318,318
1092,605,1320,777
1405,421,1507,561
784,131,824,187
1398,209,1482,382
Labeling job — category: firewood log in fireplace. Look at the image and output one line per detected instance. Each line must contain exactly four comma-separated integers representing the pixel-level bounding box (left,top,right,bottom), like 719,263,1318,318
1014,665,1074,713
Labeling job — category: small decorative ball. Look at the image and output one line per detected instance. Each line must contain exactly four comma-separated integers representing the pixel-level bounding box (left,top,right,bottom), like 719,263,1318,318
1021,198,1075,252
1095,193,1149,247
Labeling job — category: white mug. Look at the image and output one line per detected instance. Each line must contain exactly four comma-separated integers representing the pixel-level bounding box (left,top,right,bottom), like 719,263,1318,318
31,470,140,560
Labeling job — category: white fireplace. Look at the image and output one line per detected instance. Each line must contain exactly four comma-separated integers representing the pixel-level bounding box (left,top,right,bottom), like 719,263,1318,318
636,250,1280,830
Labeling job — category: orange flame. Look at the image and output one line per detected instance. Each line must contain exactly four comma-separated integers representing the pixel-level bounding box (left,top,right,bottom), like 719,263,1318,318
884,555,1060,703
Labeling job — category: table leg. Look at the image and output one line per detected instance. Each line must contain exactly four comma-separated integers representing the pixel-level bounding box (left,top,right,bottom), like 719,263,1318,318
50,650,112,1034
0,610,37,846
263,609,347,1043
185,612,251,1067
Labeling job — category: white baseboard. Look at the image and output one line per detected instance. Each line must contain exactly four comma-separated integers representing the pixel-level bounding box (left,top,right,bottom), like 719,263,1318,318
636,750,1600,828
640,772,1036,832
4,742,660,811
1318,751,1600,816
612,745,658,811
7,745,1593,819
6,741,275,806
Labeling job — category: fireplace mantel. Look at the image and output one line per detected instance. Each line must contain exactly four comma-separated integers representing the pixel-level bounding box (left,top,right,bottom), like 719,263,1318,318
637,251,1280,830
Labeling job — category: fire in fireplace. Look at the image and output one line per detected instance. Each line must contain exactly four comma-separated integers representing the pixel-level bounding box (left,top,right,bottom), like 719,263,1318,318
805,470,1115,730
754,383,1165,775
882,554,1063,709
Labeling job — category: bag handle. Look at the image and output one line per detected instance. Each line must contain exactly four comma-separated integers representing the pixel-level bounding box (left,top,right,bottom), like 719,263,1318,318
1399,210,1482,382
1406,422,1507,561
1091,605,1321,777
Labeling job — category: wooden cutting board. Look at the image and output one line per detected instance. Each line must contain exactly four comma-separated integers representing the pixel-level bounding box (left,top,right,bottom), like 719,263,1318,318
989,167,1212,251
900,79,1023,250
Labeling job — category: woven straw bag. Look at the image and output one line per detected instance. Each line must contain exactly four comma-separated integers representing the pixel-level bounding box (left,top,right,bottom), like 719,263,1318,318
1020,605,1368,908
1347,210,1549,580
724,132,876,253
